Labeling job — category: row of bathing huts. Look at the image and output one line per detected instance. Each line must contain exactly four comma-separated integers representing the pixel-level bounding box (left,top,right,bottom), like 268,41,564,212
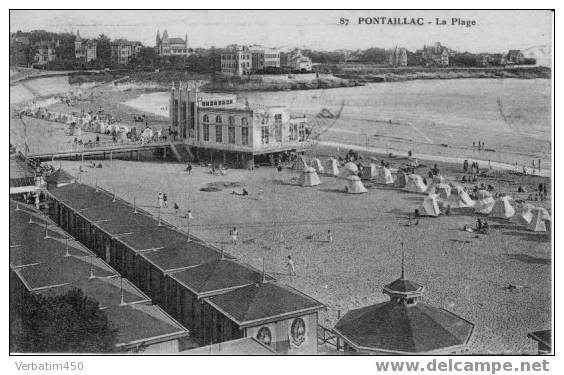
27,181,324,354
20,106,162,142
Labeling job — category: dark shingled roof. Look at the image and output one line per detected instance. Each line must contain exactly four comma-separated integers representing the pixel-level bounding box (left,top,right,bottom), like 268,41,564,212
334,302,474,354
46,168,75,184
170,259,272,297
10,230,89,268
10,205,92,268
104,303,188,347
37,276,150,308
141,242,222,272
116,226,189,251
16,256,117,290
49,183,109,210
205,282,324,327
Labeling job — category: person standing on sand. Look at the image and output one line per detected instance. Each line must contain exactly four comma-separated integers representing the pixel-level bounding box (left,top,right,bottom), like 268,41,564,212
230,227,239,244
472,141,475,152
186,163,193,175
157,192,163,208
287,256,296,276
327,229,333,243
163,193,168,208
174,203,179,215
538,159,541,172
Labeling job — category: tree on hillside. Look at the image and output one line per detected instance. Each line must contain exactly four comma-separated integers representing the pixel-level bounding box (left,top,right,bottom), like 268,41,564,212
10,288,119,353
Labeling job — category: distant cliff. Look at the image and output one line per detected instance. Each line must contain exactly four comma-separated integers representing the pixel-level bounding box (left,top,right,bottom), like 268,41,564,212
332,66,551,83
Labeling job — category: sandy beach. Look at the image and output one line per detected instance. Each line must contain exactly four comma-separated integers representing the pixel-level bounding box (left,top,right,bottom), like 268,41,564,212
10,74,552,354
49,157,551,355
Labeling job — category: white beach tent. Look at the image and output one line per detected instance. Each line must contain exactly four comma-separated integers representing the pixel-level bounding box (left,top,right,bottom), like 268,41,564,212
527,208,547,232
340,162,359,179
311,158,325,174
375,166,394,185
345,175,367,194
511,203,534,225
405,174,427,193
298,167,321,187
447,185,475,208
537,207,551,221
474,190,495,215
393,171,407,188
360,163,377,180
489,196,516,219
324,158,339,176
419,194,441,217
292,155,308,171
429,183,452,200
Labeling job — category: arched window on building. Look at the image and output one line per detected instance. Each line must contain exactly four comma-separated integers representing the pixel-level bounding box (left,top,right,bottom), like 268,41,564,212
241,117,248,126
215,115,223,123
203,114,209,123
228,116,235,125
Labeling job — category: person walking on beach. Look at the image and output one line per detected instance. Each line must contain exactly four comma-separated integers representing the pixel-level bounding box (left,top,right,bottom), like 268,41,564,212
327,229,333,243
538,159,541,172
477,141,481,152
186,162,192,175
230,227,239,244
286,256,296,276
157,192,163,208
174,203,179,215
163,193,168,208
472,142,475,152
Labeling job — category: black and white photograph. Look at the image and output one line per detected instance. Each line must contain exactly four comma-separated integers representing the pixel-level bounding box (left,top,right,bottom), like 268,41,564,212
7,6,555,370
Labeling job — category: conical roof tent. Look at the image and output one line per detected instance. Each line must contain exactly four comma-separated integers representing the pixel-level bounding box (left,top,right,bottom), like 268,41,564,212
339,162,359,178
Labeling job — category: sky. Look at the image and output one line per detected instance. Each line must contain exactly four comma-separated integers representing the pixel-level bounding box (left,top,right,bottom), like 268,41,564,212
10,10,553,53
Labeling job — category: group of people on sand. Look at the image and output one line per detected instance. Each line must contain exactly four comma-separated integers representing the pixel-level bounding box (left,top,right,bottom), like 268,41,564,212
472,141,486,152
463,159,482,174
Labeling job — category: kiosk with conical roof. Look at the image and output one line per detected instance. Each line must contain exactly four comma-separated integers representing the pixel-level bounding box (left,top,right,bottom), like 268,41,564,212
333,251,474,355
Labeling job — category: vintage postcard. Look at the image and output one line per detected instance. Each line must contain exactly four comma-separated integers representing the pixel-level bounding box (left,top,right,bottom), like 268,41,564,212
9,8,553,365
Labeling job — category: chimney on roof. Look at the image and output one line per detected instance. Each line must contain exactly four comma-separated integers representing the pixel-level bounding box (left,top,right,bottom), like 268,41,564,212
119,277,126,306
65,237,71,257
89,256,95,279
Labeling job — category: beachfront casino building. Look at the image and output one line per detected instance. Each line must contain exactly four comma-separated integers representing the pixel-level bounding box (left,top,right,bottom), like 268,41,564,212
169,82,311,167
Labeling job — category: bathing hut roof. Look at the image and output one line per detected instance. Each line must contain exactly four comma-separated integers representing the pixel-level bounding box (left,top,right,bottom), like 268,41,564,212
15,255,117,291
205,282,324,328
170,259,273,298
38,277,150,309
140,243,223,273
104,303,189,349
